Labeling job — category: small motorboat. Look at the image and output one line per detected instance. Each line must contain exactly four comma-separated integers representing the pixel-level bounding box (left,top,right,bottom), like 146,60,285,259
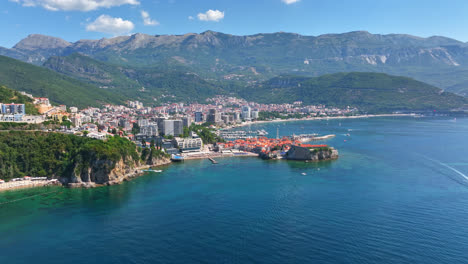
171,154,185,162
142,169,163,173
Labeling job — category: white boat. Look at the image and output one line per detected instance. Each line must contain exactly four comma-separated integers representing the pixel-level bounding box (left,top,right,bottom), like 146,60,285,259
143,169,163,173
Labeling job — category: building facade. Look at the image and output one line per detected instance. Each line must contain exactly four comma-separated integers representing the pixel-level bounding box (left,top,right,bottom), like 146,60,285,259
1,103,25,115
195,112,204,123
163,119,183,136
242,106,251,119
172,137,203,152
182,116,192,128
207,109,221,124
141,124,159,137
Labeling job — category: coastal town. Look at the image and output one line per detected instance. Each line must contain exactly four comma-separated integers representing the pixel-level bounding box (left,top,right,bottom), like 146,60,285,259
1,93,356,145
0,93,354,190
1,89,430,192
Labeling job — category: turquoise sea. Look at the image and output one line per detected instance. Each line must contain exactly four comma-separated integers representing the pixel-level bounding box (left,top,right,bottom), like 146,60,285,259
1,117,468,263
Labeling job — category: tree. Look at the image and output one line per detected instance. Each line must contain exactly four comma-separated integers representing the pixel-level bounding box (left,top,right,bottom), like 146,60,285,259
182,127,190,138
132,123,140,135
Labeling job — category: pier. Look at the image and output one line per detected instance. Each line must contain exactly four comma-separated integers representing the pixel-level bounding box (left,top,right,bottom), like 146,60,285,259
208,158,218,164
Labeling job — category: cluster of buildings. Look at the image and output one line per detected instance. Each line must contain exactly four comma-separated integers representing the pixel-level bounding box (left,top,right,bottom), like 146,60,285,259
0,103,26,122
2,92,355,155
0,91,69,123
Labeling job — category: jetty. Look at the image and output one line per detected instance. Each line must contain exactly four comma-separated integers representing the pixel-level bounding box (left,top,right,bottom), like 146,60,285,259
310,134,336,141
208,158,218,164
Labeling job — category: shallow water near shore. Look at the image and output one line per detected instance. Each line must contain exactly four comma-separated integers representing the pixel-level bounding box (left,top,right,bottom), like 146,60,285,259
1,117,468,263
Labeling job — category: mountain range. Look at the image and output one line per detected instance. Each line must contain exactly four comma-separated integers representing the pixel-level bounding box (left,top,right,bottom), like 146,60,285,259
2,31,468,94
1,30,468,111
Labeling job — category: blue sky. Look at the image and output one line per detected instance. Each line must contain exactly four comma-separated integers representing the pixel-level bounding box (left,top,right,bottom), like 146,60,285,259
1,0,468,48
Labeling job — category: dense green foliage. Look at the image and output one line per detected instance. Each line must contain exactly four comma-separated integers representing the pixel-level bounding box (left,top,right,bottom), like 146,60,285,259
0,122,41,130
0,132,139,181
0,85,39,114
182,124,224,144
140,147,169,165
242,73,468,112
0,122,71,131
44,53,226,104
258,111,305,120
0,55,125,108
310,147,332,154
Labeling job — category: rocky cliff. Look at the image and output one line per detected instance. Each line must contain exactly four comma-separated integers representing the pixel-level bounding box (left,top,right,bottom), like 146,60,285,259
62,156,140,188
62,155,171,188
285,145,339,161
311,148,339,161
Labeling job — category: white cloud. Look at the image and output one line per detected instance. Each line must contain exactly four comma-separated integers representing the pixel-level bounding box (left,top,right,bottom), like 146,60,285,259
188,15,194,20
86,14,134,35
141,10,158,26
10,0,140,11
197,9,224,22
282,0,300,4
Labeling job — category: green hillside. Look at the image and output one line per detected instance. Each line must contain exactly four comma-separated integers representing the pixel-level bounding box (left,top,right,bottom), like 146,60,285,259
44,53,226,104
0,55,125,108
0,131,139,180
0,85,39,114
242,72,468,112
6,32,468,95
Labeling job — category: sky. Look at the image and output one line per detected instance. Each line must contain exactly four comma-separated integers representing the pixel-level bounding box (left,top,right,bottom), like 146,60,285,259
1,0,468,48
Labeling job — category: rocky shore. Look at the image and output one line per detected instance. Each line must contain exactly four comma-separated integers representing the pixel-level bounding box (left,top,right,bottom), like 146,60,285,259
260,145,339,162
64,157,172,189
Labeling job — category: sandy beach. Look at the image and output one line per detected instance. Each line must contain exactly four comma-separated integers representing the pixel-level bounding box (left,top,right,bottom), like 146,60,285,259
0,180,59,192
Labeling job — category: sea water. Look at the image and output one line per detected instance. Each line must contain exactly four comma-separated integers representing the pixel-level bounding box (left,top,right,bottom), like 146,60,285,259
1,117,468,263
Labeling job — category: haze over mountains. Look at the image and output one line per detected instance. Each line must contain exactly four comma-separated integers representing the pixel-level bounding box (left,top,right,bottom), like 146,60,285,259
1,30,468,111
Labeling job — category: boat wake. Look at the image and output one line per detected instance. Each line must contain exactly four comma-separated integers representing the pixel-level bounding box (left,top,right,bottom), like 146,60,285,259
419,154,468,185
0,190,62,206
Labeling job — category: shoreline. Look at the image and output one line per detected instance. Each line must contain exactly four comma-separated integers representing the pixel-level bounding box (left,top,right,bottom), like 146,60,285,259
67,158,173,189
181,151,258,160
223,113,418,129
1,114,411,193
0,180,60,193
0,159,174,193
0,153,258,193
